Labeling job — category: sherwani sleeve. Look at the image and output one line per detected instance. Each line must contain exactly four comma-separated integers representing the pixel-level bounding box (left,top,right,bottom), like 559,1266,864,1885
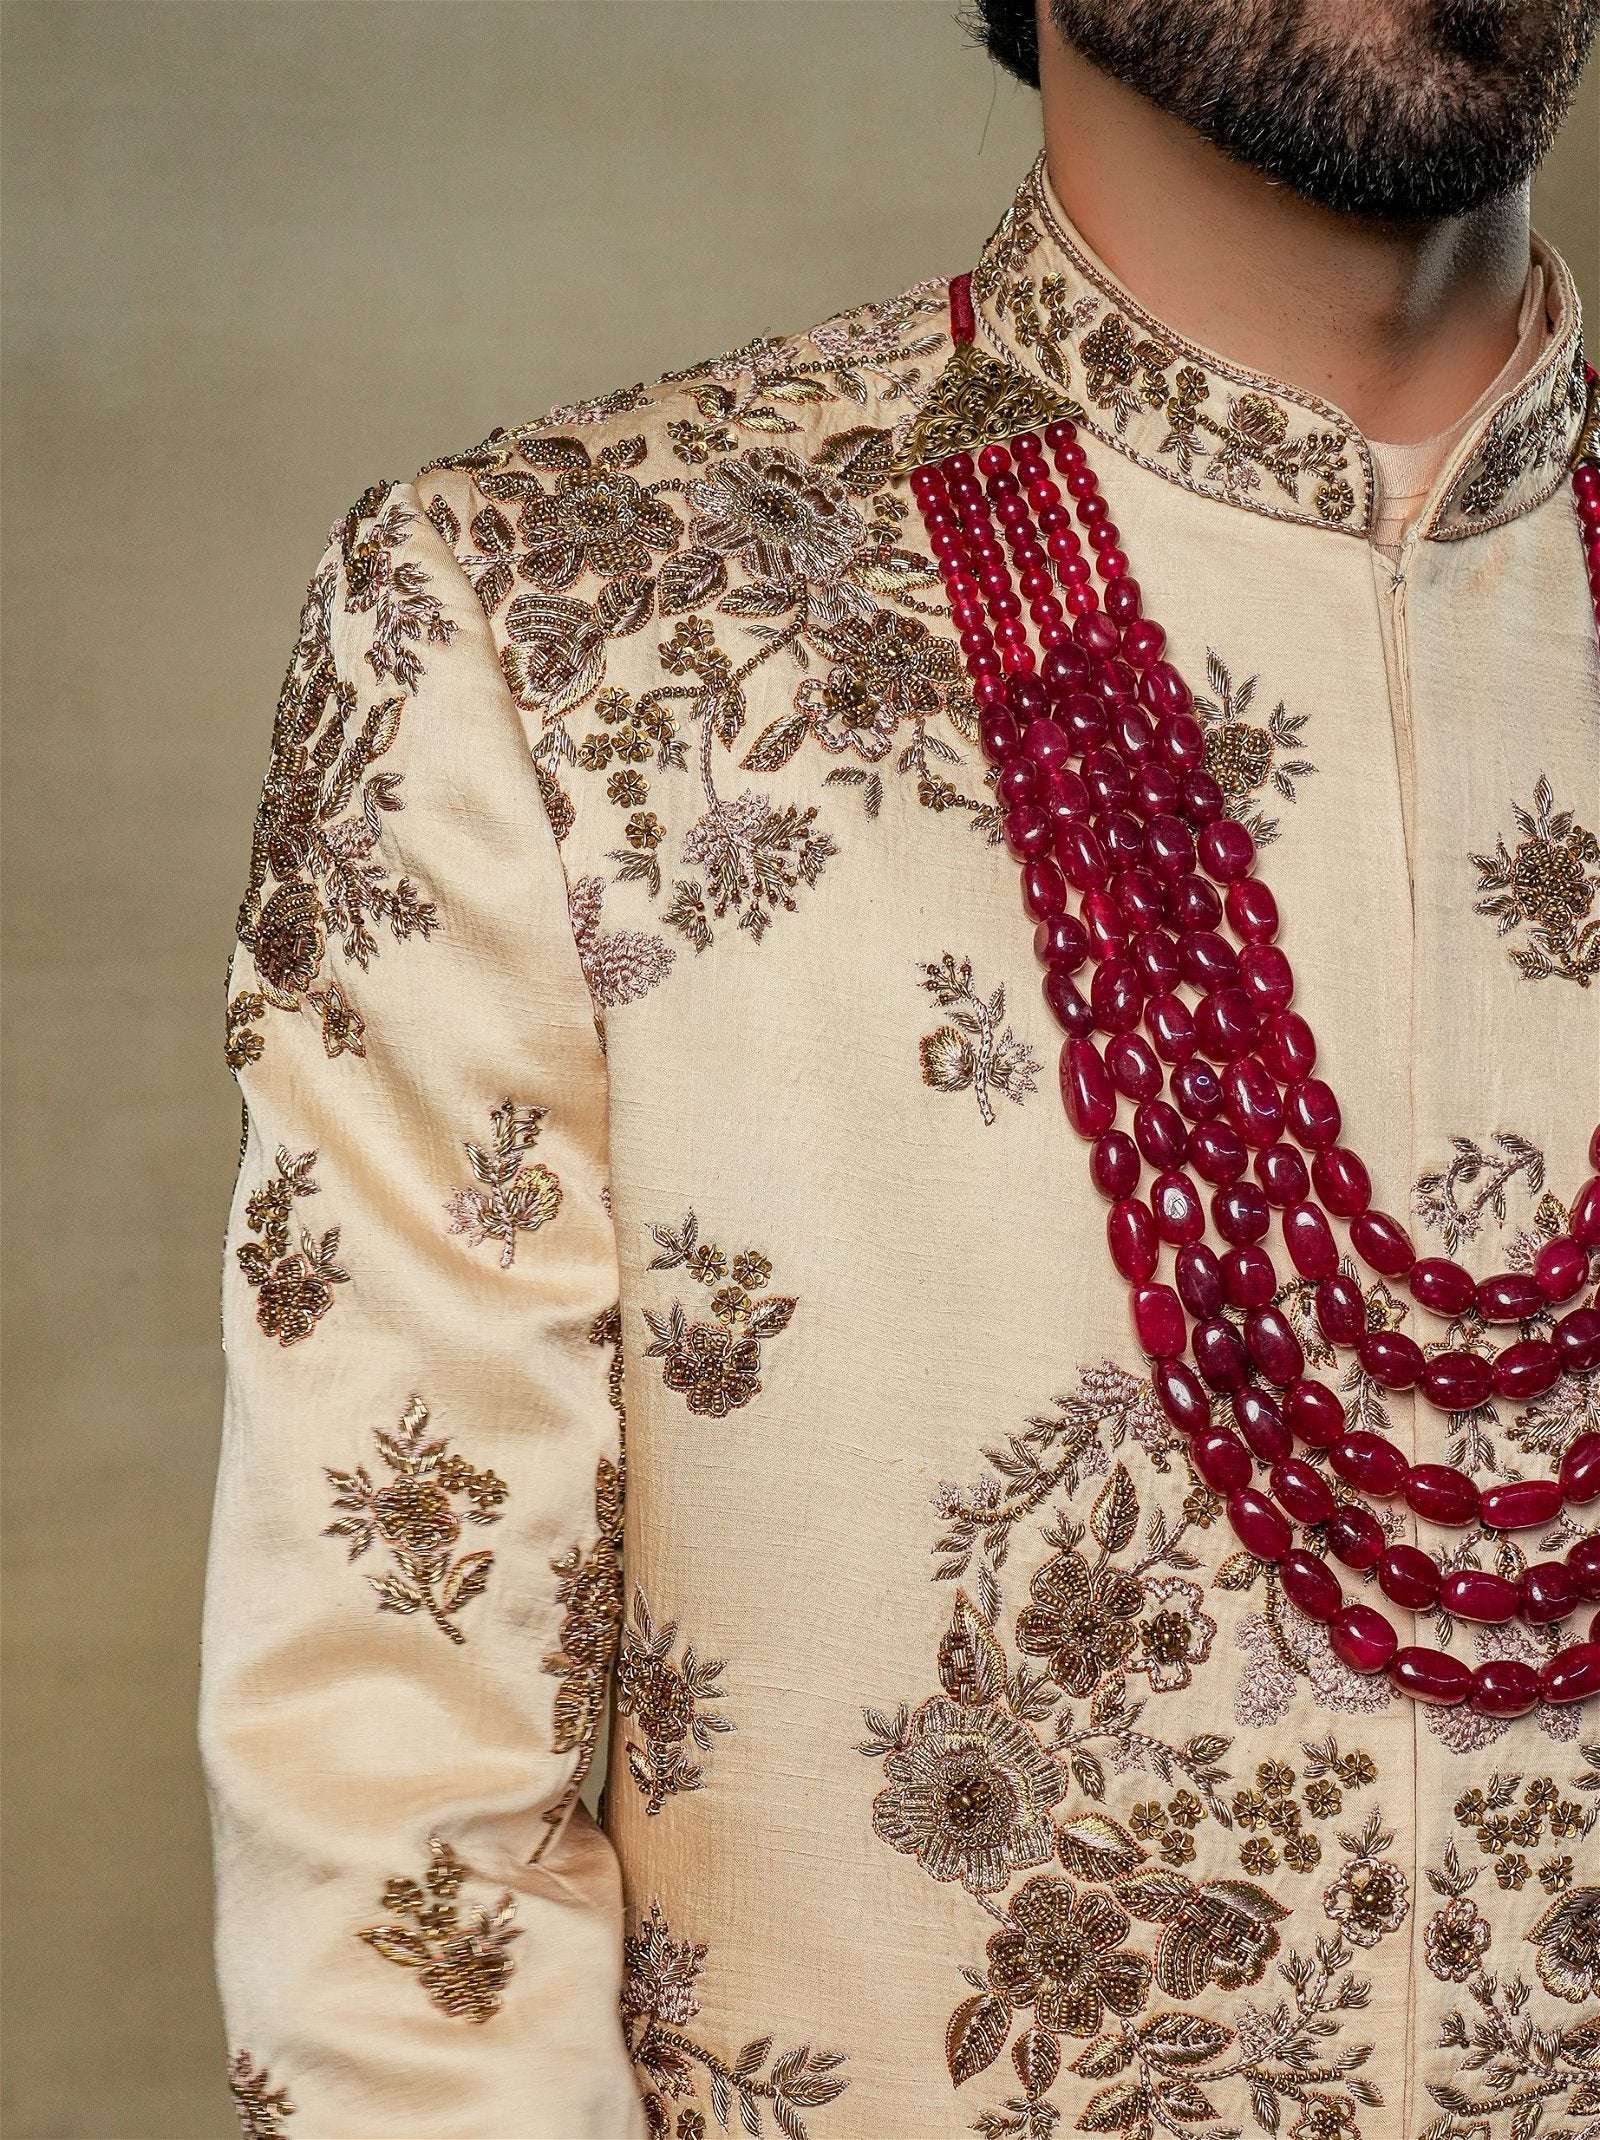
200,481,648,2139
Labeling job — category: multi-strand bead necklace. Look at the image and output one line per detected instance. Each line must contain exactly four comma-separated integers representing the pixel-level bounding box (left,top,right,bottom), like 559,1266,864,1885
911,299,1600,1720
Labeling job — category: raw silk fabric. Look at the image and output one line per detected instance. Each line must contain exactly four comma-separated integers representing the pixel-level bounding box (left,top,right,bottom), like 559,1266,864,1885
203,154,1600,2140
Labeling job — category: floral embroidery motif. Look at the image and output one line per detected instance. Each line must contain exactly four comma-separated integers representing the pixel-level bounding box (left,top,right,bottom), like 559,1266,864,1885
323,1396,506,1644
621,1897,849,2137
617,1585,732,1813
227,2051,294,2139
568,874,677,1010
1192,653,1316,844
1436,348,1590,532
233,488,452,1060
1471,775,1600,984
643,1213,796,1418
444,1099,563,1267
236,1146,349,1344
971,162,1363,530
1413,1130,1547,1256
536,1305,627,1860
918,954,1041,1125
1321,1808,1409,1949
358,1836,520,2023
1221,1741,1376,1882
1418,1750,1600,2137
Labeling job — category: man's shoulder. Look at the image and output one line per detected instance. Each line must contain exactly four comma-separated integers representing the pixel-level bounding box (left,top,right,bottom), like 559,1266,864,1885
413,275,957,502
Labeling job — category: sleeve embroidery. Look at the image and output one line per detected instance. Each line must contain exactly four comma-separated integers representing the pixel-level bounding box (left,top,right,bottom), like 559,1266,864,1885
357,1837,520,2023
236,1147,350,1346
322,1396,506,1643
227,2052,295,2139
642,1211,796,1418
443,1099,563,1267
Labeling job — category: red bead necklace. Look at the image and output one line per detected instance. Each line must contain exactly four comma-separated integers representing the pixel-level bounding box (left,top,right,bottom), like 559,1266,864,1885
912,308,1600,1719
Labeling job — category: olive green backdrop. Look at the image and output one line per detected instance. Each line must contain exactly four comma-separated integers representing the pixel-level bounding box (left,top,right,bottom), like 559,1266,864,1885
3,5,1594,2134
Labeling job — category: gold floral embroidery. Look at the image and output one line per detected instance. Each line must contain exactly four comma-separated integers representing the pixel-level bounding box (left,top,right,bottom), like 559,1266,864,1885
236,1146,349,1345
1413,1131,1547,1256
233,488,452,1061
227,2051,294,2139
569,873,677,1009
1435,347,1590,534
1321,1807,1409,1948
358,1836,520,2023
535,1305,627,1860
617,1585,732,1813
444,1099,563,1268
643,1213,796,1418
888,335,1074,474
1192,653,1316,844
1470,775,1600,984
1418,1751,1600,2136
622,1897,848,2136
918,953,1041,1125
322,1395,506,1644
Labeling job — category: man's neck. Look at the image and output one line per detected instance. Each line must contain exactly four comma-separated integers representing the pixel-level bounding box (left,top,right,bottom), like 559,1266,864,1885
1036,33,1534,444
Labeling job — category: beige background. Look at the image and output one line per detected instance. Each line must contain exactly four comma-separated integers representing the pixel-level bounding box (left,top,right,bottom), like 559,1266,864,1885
3,6,1594,2135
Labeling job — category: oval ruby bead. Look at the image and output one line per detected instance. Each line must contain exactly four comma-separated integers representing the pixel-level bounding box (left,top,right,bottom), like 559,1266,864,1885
1284,1378,1345,1448
1193,1317,1252,1393
1239,1307,1302,1387
1167,872,1223,933
1177,769,1223,824
1061,1038,1116,1136
1378,1544,1440,1610
1195,988,1260,1062
1082,746,1131,807
1107,1033,1163,1101
1256,1143,1310,1206
1280,1547,1342,1620
1234,1387,1292,1462
1418,1350,1494,1411
1348,1210,1416,1276
1114,868,1167,929
1491,1339,1562,1401
1260,1011,1316,1081
1004,803,1052,860
1390,1647,1473,1705
1542,1642,1600,1704
1021,715,1073,770
1056,819,1110,890
1571,1175,1600,1246
1175,1243,1227,1319
1270,1457,1337,1525
1520,1560,1580,1624
979,709,1020,762
1044,966,1095,1036
1559,1431,1600,1504
1034,912,1089,969
1226,877,1279,943
1152,1359,1209,1435
1328,1603,1398,1675
1090,958,1144,1034
1189,1121,1248,1185
1131,928,1182,991
1177,931,1240,991
1134,1100,1189,1169
1222,1057,1284,1147
1133,1281,1187,1358
1472,1659,1542,1718
1145,812,1195,877
1285,1078,1340,1148
1091,1131,1141,1199
1554,1307,1600,1373
1145,992,1197,1063
1198,816,1255,882
1311,1145,1371,1217
1534,1235,1589,1303
1359,1329,1425,1390
1480,1478,1563,1531
1227,1487,1291,1562
1315,1275,1366,1347
1153,707,1200,766
1283,1202,1339,1280
1223,1245,1277,1307
1567,1535,1600,1599
1324,1505,1385,1570
1331,1431,1409,1497
1170,1058,1225,1122
1476,1271,1546,1323
1192,1427,1252,1493
1213,1182,1271,1244
1151,1170,1205,1244
1109,1198,1160,1283
1022,858,1068,919
1404,1464,1481,1527
1408,1257,1478,1316
1082,888,1128,956
1237,941,1294,1011
1440,1568,1518,1623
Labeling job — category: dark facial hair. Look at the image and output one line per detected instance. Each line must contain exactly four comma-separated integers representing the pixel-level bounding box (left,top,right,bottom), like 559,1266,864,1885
1034,0,1597,219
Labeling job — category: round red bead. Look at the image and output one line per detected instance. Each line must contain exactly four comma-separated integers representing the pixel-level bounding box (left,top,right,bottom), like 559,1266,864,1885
1534,1236,1588,1302
1328,1603,1397,1674
1390,1647,1473,1705
1256,1143,1310,1205
1260,1012,1316,1081
1377,1544,1440,1610
1571,1176,1600,1246
1520,1560,1580,1624
1419,1350,1495,1411
1324,1505,1385,1569
1311,1146,1371,1216
1568,1535,1600,1600
1315,1275,1366,1347
1330,1431,1409,1497
1348,1210,1415,1276
1476,1271,1545,1323
1192,1427,1252,1493
1270,1457,1337,1525
1409,1257,1477,1316
1554,1306,1600,1373
1559,1432,1600,1504
1151,1170,1205,1244
1193,1317,1252,1392
1284,1378,1345,1448
1198,816,1255,881
1285,1079,1340,1148
1472,1659,1542,1717
1091,1131,1141,1199
1404,1464,1480,1527
1223,1245,1277,1307
1227,1487,1291,1562
1491,1339,1561,1401
1280,1547,1342,1620
1174,1242,1226,1319
1359,1329,1425,1390
1542,1642,1600,1704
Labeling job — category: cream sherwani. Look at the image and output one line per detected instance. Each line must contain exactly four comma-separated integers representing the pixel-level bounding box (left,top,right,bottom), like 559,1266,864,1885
204,155,1600,2140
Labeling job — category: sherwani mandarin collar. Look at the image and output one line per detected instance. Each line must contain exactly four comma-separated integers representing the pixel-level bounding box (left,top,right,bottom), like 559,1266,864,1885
908,151,1593,542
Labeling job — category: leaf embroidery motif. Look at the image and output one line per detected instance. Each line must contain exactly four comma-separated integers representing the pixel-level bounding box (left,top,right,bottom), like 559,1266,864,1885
444,1099,563,1268
357,1837,520,2023
236,1146,350,1345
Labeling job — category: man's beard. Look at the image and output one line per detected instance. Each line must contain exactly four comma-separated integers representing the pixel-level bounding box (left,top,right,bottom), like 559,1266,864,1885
1042,0,1597,220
